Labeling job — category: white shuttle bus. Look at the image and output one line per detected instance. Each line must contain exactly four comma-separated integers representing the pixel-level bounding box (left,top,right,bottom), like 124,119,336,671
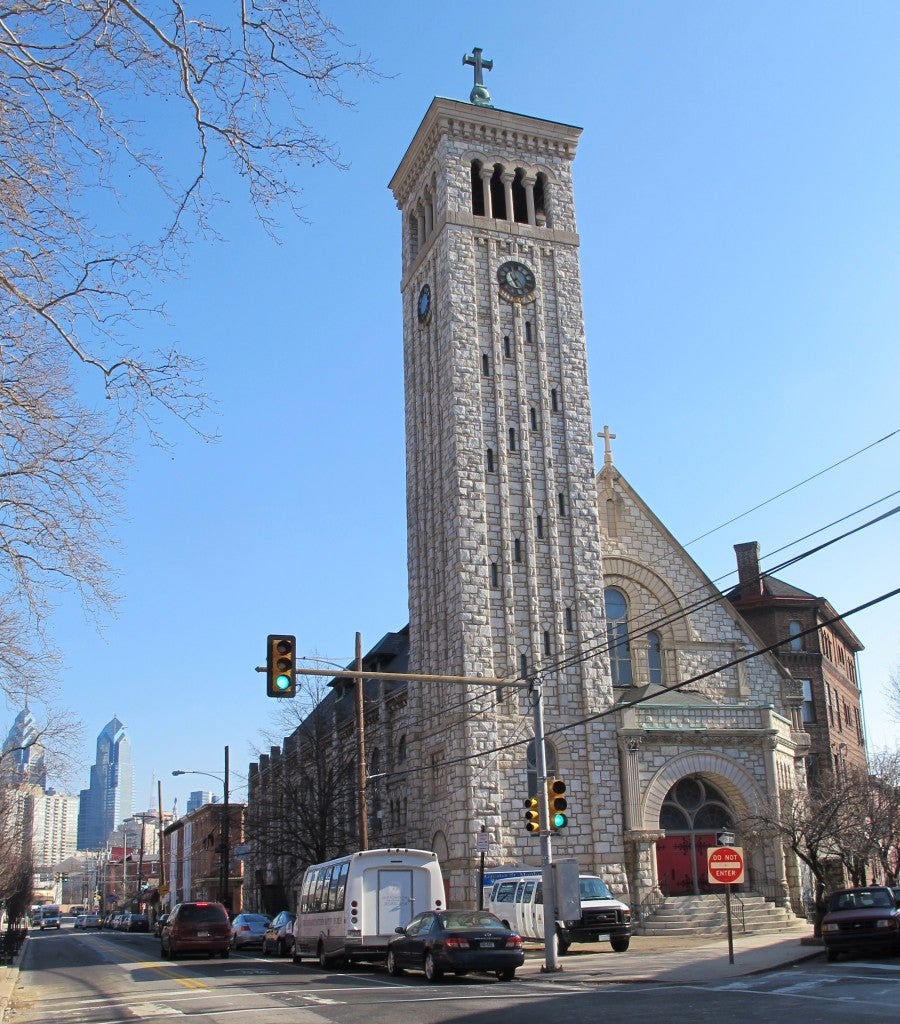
292,848,445,967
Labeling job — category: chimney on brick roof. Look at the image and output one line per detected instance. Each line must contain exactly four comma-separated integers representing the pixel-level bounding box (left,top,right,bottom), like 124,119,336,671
734,541,763,598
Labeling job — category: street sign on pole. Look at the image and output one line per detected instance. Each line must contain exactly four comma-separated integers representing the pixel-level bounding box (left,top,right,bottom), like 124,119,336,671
707,846,745,885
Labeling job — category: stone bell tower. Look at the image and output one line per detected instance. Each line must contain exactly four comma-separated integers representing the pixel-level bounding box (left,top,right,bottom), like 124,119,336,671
388,53,622,902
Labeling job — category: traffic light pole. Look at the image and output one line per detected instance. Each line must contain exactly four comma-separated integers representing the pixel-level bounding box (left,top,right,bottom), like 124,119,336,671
530,675,561,973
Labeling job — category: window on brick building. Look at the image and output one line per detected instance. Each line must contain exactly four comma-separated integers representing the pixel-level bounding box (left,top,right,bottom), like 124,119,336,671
800,679,816,723
789,620,803,651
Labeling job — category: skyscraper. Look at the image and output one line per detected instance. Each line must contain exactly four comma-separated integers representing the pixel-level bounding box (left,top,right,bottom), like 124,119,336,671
1,706,47,790
77,716,134,849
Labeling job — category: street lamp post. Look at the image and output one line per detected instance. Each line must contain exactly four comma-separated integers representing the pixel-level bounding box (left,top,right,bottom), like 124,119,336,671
172,745,231,913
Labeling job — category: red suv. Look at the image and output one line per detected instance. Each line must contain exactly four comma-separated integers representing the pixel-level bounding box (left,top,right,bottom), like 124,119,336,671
160,902,231,959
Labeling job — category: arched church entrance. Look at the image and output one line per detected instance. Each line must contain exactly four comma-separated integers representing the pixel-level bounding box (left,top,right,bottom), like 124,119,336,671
655,776,736,895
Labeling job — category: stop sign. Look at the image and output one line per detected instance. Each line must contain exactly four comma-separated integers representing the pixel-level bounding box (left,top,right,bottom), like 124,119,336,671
707,845,745,884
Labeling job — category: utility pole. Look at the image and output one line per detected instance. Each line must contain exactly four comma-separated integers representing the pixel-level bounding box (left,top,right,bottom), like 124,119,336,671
355,633,368,851
221,745,230,913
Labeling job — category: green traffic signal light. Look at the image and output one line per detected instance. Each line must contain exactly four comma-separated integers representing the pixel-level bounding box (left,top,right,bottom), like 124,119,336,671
546,778,568,831
266,634,297,698
523,796,540,833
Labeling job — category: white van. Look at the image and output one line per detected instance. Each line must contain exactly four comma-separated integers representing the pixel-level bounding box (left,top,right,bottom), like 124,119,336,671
488,873,631,953
293,848,445,967
39,905,61,930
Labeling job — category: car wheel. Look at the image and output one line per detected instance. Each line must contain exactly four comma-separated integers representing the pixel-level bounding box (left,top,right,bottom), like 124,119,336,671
496,967,516,981
277,939,286,957
826,947,838,962
386,949,404,977
611,937,630,953
221,948,230,959
160,944,168,960
424,952,443,982
317,942,328,969
555,929,570,955
170,945,180,960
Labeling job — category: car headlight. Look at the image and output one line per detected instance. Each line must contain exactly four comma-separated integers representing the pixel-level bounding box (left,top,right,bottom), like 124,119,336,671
822,922,839,932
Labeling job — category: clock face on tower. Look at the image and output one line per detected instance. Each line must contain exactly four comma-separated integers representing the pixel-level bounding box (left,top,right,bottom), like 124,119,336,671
497,260,536,301
417,283,432,323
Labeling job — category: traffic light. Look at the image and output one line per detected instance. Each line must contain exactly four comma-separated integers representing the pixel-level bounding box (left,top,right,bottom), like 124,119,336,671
523,795,540,833
266,634,296,698
546,778,568,831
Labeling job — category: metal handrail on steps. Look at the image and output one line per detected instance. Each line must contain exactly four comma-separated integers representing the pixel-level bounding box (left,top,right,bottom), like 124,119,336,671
713,888,745,932
635,887,667,922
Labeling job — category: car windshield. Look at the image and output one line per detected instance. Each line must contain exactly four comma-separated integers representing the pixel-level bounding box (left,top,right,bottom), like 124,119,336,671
438,912,506,931
829,889,894,911
241,915,269,925
580,877,614,900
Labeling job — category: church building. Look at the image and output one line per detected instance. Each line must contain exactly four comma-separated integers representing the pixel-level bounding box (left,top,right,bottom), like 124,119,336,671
248,56,815,917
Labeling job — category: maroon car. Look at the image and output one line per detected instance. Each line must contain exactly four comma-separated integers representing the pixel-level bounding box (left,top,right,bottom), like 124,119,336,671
160,901,231,959
821,886,900,961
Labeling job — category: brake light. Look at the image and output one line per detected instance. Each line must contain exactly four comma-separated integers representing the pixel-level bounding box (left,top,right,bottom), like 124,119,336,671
443,936,470,949
505,935,523,949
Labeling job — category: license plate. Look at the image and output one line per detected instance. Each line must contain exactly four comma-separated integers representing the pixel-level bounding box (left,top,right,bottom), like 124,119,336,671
597,934,610,941
479,941,495,949
197,930,209,937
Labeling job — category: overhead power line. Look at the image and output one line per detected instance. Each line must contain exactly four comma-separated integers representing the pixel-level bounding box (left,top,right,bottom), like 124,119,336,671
684,426,900,546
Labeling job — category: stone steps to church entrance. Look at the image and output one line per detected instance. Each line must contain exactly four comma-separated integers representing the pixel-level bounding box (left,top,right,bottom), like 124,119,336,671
636,892,805,937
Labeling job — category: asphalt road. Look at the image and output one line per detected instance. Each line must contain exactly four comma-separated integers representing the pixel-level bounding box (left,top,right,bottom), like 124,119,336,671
7,926,899,1024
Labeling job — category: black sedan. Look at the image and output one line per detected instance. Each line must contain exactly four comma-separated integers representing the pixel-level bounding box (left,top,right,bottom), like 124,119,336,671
822,885,900,961
386,910,524,982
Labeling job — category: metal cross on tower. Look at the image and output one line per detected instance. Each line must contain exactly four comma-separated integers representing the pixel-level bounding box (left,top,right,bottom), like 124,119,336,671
463,47,493,107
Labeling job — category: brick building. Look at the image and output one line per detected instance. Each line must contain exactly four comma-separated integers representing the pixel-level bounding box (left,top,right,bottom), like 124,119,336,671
728,541,866,787
163,801,245,917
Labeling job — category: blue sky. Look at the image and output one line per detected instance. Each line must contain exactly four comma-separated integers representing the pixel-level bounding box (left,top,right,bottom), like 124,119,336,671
20,1,899,814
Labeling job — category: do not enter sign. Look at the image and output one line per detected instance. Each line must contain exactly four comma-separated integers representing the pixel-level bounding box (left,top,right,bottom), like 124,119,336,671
707,845,745,884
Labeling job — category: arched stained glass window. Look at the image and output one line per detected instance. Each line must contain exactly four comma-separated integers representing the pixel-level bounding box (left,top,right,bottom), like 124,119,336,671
648,630,663,685
604,587,632,686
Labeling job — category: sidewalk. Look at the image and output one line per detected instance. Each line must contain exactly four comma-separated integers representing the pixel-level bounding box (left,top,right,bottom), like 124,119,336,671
518,922,822,985
0,934,28,1019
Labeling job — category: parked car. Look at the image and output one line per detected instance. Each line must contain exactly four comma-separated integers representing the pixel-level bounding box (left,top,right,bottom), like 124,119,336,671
160,901,231,960
262,911,295,957
74,915,87,929
154,913,169,937
126,913,150,933
822,885,900,961
386,910,524,982
82,914,102,930
230,913,270,950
